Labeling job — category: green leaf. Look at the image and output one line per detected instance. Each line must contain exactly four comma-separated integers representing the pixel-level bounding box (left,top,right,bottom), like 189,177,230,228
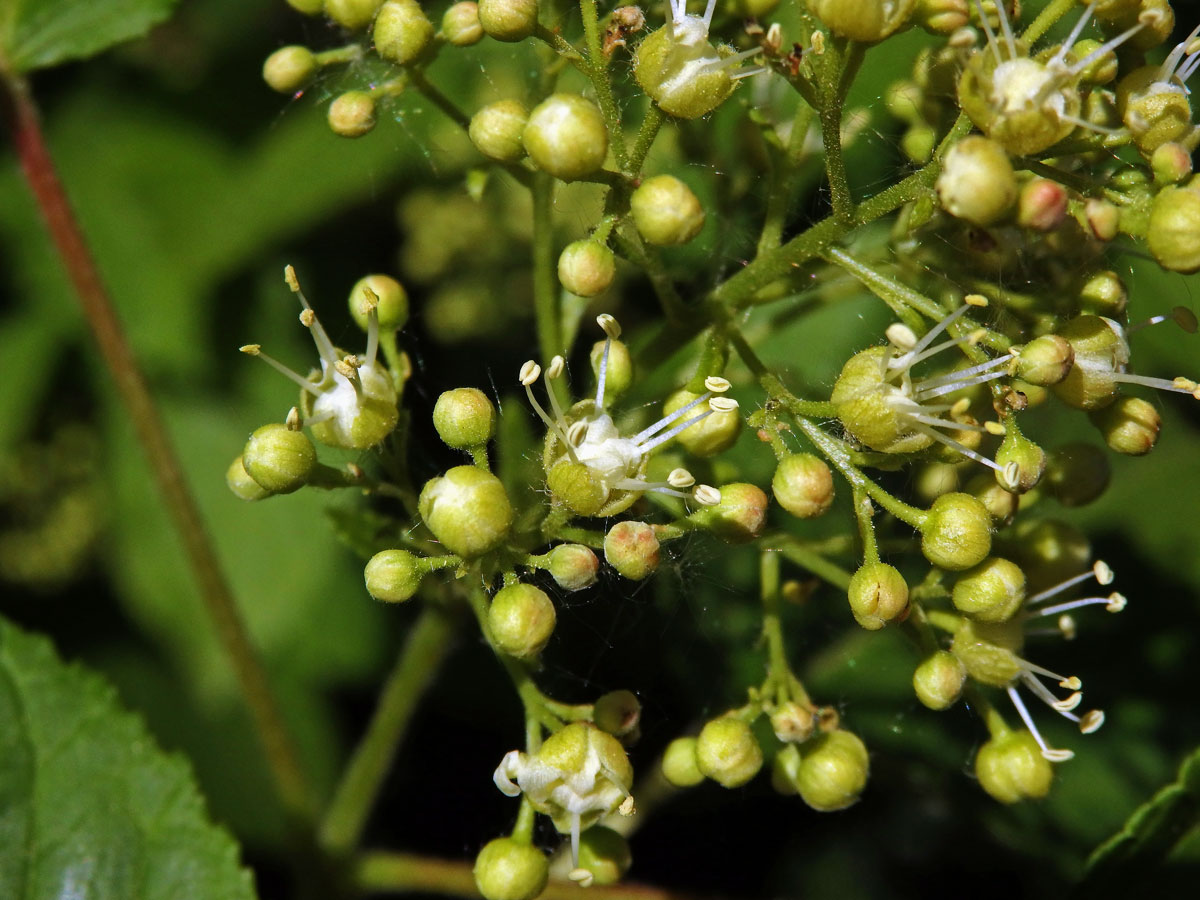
1079,744,1200,891
0,0,178,73
0,615,257,899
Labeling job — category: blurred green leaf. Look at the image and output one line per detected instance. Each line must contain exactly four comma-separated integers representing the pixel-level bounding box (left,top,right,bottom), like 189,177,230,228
0,0,178,73
1080,744,1200,891
0,615,256,899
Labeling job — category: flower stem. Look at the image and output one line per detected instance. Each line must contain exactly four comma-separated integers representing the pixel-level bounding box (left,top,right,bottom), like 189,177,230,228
320,604,458,856
0,73,315,827
628,102,664,175
579,0,628,170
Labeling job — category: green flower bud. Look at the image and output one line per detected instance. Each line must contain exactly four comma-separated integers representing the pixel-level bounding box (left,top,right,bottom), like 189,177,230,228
473,837,549,900
1051,315,1126,410
1078,270,1127,317
328,90,376,138
477,0,538,41
326,0,384,29
1069,37,1119,85
1148,185,1200,273
590,338,632,401
689,483,768,543
662,388,740,456
546,543,599,591
1017,177,1068,231
1151,142,1193,185
994,428,1044,493
950,618,1022,686
913,0,968,34
770,701,816,744
604,521,660,581
631,26,736,121
349,274,408,331
469,100,529,162
286,0,324,15
1085,198,1120,242
831,347,933,454
433,388,496,449
522,94,607,179
373,0,434,64
226,455,271,501
936,136,1017,227
951,556,1025,623
263,46,317,93
771,743,803,796
576,826,632,887
1014,335,1074,386
548,459,608,516
559,240,616,297
1118,65,1194,155
661,736,705,787
1089,395,1161,456
442,1,484,45
807,0,915,42
630,175,705,246
901,123,937,164
921,492,992,570
489,583,556,658
695,717,763,788
1044,443,1110,507
242,424,317,494
912,650,966,710
364,548,425,602
419,465,513,557
847,561,910,631
975,729,1053,803
772,453,835,519
594,690,641,737
964,472,1018,524
795,730,869,812
914,462,959,505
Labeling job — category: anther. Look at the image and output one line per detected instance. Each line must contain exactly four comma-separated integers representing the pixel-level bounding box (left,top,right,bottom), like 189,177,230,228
694,484,722,506
547,355,566,379
597,313,622,339
667,468,695,488
704,375,732,393
286,406,302,430
519,360,541,386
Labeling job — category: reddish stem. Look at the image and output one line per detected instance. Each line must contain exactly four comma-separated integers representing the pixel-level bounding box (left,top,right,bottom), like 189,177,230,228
1,73,314,827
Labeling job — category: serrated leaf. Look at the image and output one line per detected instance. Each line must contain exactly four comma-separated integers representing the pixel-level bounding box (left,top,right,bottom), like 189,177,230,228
0,615,257,899
0,0,178,73
1079,744,1200,891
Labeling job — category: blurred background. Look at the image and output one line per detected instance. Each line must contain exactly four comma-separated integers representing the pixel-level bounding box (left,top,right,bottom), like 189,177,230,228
2,0,1200,896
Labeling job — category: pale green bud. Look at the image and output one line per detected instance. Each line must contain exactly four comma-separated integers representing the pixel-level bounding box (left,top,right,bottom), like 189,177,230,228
632,27,735,120
1148,185,1200,274
936,136,1017,227
772,453,835,519
631,175,705,246
950,618,1022,686
326,0,384,29
473,838,549,900
478,0,538,41
576,826,632,887
794,730,869,811
994,428,1044,493
242,424,317,494
419,465,512,557
226,455,270,501
1014,335,1073,386
548,460,608,516
847,561,909,630
912,650,966,710
433,388,496,448
770,701,816,744
469,100,529,162
263,46,317,93
594,690,641,737
951,556,1025,623
546,543,599,591
695,717,763,788
349,274,408,331
489,583,556,658
1089,395,1161,456
364,549,425,602
689,483,768,543
373,0,434,64
442,2,484,45
1151,142,1193,185
522,94,608,179
807,0,915,42
661,737,704,787
328,90,376,137
921,492,992,570
559,240,616,297
975,730,1053,803
1044,442,1110,507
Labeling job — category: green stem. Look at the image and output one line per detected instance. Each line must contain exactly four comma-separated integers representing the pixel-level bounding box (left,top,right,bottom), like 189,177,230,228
0,73,315,826
760,551,794,704
770,538,853,591
320,605,458,855
532,171,563,367
628,103,664,175
578,0,627,169
612,228,688,324
851,485,880,564
817,38,858,223
1021,0,1078,45
758,101,815,254
409,69,471,130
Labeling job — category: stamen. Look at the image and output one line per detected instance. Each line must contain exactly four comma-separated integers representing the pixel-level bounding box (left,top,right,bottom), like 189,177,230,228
1079,709,1105,734
335,357,365,401
240,345,323,396
1058,114,1124,135
994,0,1017,59
636,397,738,454
973,0,1004,66
630,392,711,444
1047,2,1094,70
1067,23,1145,77
520,360,579,461
701,0,717,29
285,266,341,368
1158,23,1200,82
360,287,381,369
693,484,722,506
286,406,302,430
911,423,1013,482
1029,593,1125,618
1058,614,1077,640
1112,372,1200,397
700,47,763,76
704,376,731,393
1007,686,1075,762
543,356,572,426
890,305,975,372
667,468,695,488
